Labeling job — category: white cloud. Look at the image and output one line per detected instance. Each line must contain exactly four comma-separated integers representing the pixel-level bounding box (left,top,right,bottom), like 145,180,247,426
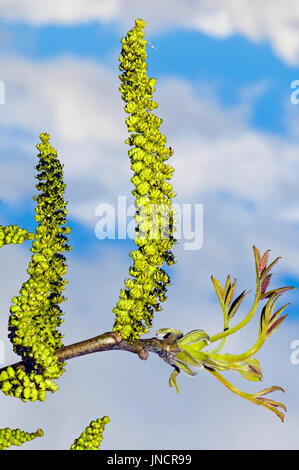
155,77,299,214
0,0,120,24
0,54,125,150
190,0,299,65
0,54,131,214
1,0,299,64
280,206,299,223
1,53,299,263
0,159,34,203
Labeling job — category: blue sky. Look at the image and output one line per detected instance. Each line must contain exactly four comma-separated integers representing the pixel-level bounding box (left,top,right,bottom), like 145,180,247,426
0,18,297,136
0,0,299,450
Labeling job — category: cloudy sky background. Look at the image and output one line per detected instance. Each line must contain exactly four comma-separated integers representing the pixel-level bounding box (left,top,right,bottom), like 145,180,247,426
0,0,299,450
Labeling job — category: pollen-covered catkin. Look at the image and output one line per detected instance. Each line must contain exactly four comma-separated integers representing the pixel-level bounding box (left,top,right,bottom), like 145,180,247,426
0,427,43,450
0,225,34,248
0,133,71,402
70,416,110,450
113,18,177,342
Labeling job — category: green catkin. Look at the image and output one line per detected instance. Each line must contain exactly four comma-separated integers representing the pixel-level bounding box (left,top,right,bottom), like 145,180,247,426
0,427,43,450
0,225,34,248
0,133,72,402
70,416,110,450
112,18,177,342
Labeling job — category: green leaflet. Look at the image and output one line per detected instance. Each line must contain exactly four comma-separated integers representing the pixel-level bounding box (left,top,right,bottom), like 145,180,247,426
177,329,210,347
156,328,183,341
159,246,292,421
229,358,263,382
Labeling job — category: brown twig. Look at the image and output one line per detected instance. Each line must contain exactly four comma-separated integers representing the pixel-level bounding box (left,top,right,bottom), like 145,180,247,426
0,331,180,373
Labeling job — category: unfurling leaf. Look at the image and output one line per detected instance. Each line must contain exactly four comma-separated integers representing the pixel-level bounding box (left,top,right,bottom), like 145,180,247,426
266,314,288,338
156,328,183,341
175,349,201,367
223,275,231,300
261,286,295,300
175,361,199,376
169,369,180,394
231,358,263,382
261,274,272,295
252,386,287,422
211,275,224,303
260,256,281,279
253,385,285,398
227,290,248,318
260,250,271,273
259,293,281,334
177,329,210,347
225,279,237,307
164,246,292,423
253,245,262,277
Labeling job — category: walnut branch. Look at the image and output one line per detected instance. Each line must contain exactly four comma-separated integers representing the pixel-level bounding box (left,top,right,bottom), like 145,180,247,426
0,331,180,373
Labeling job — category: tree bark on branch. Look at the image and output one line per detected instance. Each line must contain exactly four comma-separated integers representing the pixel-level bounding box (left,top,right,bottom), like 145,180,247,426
0,332,180,373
